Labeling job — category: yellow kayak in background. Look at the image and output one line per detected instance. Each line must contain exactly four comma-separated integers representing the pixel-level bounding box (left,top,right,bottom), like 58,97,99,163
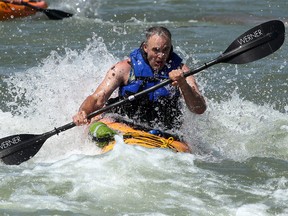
89,118,190,154
0,0,48,20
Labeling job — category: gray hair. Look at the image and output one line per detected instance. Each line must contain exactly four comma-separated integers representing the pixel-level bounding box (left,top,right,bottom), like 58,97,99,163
144,26,172,43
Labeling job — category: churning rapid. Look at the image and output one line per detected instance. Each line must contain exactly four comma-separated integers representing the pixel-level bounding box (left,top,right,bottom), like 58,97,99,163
0,0,287,215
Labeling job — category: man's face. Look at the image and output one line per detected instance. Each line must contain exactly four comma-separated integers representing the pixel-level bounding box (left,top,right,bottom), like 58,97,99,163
143,35,171,72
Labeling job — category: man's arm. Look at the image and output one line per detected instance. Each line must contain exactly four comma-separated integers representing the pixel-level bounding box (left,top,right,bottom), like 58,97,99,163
73,60,131,125
169,64,206,114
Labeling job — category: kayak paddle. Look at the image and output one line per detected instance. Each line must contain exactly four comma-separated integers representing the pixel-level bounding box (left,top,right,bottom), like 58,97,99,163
1,0,73,20
23,2,73,20
0,20,285,165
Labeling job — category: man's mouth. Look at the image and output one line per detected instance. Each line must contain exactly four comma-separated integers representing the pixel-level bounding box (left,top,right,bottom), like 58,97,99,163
155,60,164,67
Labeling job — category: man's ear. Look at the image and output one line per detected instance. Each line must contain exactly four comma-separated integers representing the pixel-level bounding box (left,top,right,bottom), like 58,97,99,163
143,42,148,53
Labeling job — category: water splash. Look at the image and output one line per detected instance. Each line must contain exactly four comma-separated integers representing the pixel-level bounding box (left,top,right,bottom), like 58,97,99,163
182,91,288,161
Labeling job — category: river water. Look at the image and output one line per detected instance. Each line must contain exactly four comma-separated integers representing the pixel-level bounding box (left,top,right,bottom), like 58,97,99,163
0,0,287,215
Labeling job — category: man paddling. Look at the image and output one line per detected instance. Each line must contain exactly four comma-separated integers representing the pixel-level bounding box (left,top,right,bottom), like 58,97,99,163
0,21,284,165
73,26,206,130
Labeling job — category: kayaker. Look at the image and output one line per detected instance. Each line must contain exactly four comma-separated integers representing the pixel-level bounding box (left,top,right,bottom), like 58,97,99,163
73,26,206,130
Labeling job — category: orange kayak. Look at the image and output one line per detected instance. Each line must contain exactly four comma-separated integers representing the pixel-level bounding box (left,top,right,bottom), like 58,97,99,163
89,118,191,154
0,0,48,20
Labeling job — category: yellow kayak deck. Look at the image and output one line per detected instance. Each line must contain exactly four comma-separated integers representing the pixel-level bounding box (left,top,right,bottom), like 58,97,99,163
92,118,190,154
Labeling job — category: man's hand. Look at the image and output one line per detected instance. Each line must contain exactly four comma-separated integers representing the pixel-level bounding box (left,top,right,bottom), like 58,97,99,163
73,111,89,126
169,68,206,114
169,69,187,87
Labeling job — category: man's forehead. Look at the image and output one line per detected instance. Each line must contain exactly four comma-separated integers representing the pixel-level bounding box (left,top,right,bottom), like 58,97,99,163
146,35,171,47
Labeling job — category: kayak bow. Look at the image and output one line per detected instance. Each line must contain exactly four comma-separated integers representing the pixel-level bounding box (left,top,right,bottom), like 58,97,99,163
89,118,190,154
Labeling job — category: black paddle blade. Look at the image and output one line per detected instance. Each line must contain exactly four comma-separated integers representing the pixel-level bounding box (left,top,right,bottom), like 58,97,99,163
222,20,285,64
43,9,73,20
0,134,44,165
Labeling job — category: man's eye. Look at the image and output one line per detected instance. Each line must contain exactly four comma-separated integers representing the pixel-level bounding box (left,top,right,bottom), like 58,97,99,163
152,48,160,53
163,48,170,53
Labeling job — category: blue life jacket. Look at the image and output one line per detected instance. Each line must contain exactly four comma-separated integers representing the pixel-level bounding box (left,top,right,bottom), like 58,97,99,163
119,48,183,101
